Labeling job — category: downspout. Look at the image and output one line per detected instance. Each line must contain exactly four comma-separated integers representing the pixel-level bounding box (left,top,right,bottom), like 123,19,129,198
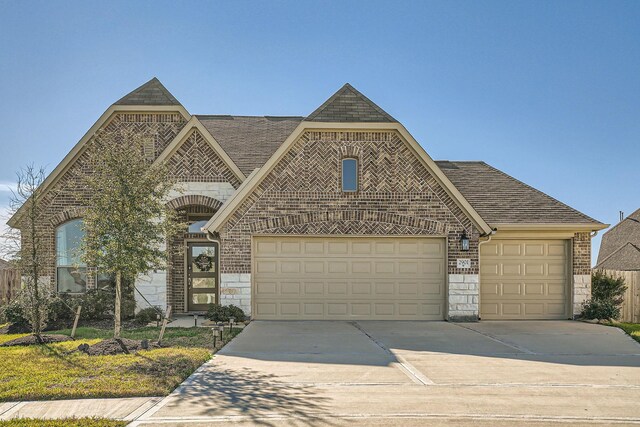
205,230,217,242
476,228,497,321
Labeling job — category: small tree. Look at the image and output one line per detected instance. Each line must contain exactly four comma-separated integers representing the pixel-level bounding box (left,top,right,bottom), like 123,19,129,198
80,130,181,338
581,271,628,320
2,165,55,339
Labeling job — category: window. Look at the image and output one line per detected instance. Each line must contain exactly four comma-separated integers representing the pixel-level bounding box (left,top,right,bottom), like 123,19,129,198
342,158,358,192
187,214,213,233
56,219,87,293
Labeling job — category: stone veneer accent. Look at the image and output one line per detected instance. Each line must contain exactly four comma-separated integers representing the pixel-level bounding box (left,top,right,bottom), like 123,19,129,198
448,274,479,321
572,274,591,316
220,273,252,315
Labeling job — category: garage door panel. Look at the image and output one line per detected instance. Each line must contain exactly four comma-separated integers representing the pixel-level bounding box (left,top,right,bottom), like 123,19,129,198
253,237,445,320
481,239,569,320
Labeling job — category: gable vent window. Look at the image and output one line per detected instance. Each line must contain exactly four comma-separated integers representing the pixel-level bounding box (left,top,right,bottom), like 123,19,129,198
143,137,155,161
341,158,358,192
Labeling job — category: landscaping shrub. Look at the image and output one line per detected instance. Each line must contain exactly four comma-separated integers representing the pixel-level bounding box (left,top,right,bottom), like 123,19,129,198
135,306,164,326
206,304,246,323
0,298,28,327
581,271,628,320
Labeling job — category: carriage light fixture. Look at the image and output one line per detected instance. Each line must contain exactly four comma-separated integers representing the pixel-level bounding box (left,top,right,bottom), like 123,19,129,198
460,232,470,251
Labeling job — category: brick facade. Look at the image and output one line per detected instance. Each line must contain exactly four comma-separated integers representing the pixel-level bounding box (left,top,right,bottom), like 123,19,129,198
19,112,187,290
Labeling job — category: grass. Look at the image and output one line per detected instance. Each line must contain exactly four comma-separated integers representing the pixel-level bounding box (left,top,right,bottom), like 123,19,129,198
607,322,640,343
0,419,126,427
0,325,242,401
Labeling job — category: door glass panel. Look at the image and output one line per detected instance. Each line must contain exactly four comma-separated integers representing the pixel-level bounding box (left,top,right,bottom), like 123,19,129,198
192,277,216,289
192,293,216,305
191,246,216,273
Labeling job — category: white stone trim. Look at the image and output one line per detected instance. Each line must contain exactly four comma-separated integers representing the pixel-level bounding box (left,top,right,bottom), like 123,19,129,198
220,273,251,315
168,182,236,205
447,274,479,321
573,274,591,316
135,271,167,312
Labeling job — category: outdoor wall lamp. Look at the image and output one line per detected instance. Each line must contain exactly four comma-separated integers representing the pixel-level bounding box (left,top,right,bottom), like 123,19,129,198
460,231,470,251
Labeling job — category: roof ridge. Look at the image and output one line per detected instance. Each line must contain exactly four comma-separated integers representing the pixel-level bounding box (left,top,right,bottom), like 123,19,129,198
307,83,396,122
480,161,601,224
196,115,305,119
598,208,640,238
114,77,181,106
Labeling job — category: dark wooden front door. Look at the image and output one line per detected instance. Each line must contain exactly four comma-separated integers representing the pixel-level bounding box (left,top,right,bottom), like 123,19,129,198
187,242,219,311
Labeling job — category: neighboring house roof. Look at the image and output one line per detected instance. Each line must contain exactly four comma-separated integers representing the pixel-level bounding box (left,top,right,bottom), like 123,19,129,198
307,83,397,123
114,77,181,106
596,242,640,271
435,161,601,226
596,208,640,270
197,115,304,176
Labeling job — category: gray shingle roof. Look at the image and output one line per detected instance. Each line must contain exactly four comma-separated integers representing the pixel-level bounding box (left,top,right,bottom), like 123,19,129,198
596,242,640,271
307,83,397,123
435,161,601,225
114,77,181,106
596,208,640,269
197,115,304,176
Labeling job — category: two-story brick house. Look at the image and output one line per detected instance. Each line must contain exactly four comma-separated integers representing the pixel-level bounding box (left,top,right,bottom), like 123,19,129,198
8,78,606,321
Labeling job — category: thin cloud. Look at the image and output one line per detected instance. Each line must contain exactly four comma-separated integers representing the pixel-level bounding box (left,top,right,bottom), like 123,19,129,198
0,181,17,193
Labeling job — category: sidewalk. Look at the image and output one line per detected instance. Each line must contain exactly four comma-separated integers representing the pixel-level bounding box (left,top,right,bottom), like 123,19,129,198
0,397,161,422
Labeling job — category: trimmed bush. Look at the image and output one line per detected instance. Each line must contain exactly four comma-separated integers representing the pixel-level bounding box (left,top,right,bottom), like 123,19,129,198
135,306,164,326
205,304,246,323
581,271,628,320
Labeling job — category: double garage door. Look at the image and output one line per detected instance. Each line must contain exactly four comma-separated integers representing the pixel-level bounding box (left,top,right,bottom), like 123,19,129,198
252,236,570,321
253,236,446,320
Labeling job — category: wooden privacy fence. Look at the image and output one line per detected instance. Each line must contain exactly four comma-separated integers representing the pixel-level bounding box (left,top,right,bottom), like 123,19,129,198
598,269,640,323
0,268,19,304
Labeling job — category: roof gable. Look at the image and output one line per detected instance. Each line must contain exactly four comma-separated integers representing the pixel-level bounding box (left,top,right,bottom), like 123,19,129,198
204,121,493,235
596,242,640,271
114,77,181,106
307,83,396,123
597,208,640,264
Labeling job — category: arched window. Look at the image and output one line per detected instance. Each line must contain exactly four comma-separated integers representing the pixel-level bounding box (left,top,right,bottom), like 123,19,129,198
56,219,87,293
342,158,358,192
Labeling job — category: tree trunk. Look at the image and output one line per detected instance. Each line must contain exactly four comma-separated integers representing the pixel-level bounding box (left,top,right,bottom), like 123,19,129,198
114,271,122,339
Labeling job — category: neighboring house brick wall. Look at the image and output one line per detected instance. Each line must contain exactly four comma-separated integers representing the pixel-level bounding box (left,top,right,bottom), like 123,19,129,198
218,130,481,319
573,231,592,316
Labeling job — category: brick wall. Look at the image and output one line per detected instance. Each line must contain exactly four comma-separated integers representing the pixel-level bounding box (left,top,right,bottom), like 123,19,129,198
219,130,480,276
19,112,187,290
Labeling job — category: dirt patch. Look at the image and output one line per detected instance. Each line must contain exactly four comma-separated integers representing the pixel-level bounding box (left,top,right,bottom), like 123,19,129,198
0,334,74,346
79,338,160,356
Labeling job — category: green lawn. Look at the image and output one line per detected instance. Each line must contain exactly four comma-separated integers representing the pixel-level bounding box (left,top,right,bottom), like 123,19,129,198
0,326,241,401
0,419,126,427
608,322,640,343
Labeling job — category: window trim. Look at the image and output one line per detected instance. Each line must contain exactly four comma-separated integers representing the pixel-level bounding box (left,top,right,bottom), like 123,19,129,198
341,157,359,193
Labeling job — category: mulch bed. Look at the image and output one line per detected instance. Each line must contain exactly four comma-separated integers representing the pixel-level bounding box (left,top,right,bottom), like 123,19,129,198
78,338,160,356
0,334,74,347
0,323,32,334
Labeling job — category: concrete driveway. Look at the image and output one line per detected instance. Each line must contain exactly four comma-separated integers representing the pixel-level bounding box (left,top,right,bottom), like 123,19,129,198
133,321,640,426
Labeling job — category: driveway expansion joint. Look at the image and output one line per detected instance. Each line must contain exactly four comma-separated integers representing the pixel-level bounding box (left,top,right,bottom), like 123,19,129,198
350,321,434,385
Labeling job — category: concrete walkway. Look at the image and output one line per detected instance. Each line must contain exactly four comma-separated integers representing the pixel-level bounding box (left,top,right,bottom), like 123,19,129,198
0,397,160,421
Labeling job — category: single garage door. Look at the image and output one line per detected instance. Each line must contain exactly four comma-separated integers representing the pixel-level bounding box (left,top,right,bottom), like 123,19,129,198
253,236,445,320
480,239,569,320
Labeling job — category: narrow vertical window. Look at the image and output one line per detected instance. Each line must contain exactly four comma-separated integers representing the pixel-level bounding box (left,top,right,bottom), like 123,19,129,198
56,219,87,293
342,158,358,192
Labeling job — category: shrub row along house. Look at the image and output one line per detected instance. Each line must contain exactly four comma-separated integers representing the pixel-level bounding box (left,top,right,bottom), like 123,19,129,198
7,78,607,321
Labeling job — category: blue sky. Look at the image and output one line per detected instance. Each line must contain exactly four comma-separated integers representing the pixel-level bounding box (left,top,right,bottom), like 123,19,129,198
0,0,638,264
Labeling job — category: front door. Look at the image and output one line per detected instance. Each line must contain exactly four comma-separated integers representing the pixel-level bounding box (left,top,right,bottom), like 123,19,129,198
187,242,219,311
